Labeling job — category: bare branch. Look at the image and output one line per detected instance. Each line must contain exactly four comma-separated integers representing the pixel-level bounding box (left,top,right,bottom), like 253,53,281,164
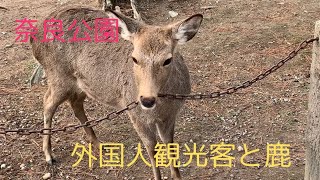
130,0,142,22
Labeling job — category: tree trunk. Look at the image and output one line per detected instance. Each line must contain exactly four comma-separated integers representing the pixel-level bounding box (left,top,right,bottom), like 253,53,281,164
305,20,320,180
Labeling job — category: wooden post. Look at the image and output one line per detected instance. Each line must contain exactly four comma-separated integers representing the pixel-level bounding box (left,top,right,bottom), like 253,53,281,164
305,20,320,180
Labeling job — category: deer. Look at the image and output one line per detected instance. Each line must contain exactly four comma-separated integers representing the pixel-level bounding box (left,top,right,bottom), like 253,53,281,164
31,6,202,180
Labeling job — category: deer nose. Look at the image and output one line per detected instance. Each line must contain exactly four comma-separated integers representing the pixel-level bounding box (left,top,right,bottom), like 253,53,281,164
140,96,156,109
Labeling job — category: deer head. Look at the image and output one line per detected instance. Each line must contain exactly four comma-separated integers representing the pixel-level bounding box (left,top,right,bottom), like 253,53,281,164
107,11,203,109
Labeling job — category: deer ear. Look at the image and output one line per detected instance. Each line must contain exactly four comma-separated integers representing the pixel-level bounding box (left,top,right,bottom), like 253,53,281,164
173,14,203,44
106,10,141,41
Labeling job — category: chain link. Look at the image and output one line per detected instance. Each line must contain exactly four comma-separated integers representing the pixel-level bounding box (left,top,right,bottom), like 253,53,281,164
158,37,319,100
0,101,139,135
1,37,318,136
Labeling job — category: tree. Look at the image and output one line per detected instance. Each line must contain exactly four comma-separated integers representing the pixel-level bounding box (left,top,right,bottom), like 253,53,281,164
305,20,320,180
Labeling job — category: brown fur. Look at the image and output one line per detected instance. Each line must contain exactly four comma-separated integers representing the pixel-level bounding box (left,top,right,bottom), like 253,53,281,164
31,6,202,180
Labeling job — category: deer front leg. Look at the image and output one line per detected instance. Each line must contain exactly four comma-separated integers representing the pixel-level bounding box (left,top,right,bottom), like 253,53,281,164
130,115,161,180
157,117,181,180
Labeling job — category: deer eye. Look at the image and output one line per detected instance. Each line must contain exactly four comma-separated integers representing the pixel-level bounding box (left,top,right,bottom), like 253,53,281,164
163,58,172,66
132,57,138,64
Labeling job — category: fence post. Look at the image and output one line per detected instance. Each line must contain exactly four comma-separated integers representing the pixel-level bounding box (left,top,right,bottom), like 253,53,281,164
305,20,320,180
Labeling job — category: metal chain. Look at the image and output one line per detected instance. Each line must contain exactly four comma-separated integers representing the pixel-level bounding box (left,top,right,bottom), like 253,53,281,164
1,37,318,136
0,101,138,135
158,37,319,100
